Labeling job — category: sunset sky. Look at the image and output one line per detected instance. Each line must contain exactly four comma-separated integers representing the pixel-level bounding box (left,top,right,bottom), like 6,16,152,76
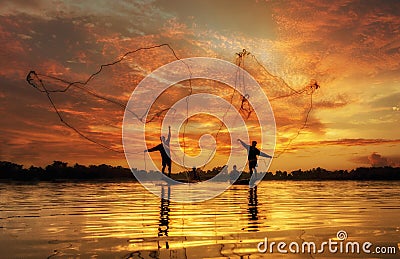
0,0,399,172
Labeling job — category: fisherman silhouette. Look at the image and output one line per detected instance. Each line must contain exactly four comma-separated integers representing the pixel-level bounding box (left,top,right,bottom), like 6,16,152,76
237,139,271,182
145,126,171,177
191,166,201,181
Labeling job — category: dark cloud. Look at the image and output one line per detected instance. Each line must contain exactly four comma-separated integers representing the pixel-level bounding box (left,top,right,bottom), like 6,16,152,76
286,138,400,152
0,14,105,79
352,152,400,167
368,152,390,167
0,0,46,15
369,92,400,109
313,94,349,109
320,138,400,146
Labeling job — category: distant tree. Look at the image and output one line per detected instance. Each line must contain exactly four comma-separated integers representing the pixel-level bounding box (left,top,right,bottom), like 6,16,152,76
0,161,24,179
0,160,399,182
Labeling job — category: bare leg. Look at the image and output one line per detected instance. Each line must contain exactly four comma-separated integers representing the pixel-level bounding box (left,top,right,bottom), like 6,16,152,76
249,167,258,188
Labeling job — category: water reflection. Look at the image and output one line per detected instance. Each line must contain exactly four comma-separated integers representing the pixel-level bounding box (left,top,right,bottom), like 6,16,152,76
1,181,399,258
158,184,170,248
247,186,259,232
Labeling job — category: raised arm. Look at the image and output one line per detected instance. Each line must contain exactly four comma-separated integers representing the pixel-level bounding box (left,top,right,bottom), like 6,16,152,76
166,126,171,144
237,139,250,150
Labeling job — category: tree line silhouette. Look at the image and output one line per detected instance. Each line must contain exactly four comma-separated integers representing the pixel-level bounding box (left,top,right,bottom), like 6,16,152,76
0,161,133,181
0,161,399,182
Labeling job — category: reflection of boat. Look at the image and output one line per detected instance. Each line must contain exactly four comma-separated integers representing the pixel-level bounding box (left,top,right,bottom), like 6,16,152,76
233,179,250,185
233,174,263,185
154,179,201,186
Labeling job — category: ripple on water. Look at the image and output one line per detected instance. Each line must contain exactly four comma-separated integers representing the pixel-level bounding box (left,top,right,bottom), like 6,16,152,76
0,181,399,258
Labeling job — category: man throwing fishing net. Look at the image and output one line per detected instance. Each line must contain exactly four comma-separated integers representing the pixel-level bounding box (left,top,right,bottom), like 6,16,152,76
237,139,272,183
145,126,172,177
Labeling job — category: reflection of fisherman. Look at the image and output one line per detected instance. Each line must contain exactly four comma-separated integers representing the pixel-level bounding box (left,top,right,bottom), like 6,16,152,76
237,139,272,176
248,186,258,231
229,165,240,184
145,126,171,177
158,185,170,249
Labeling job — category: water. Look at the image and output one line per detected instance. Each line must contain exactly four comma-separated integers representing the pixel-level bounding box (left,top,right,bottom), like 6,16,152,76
0,181,399,258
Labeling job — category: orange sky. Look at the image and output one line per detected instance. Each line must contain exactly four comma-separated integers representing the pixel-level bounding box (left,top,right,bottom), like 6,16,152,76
0,0,399,172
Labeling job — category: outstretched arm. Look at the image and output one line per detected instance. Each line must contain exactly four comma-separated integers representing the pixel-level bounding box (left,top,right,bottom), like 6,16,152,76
145,145,159,152
259,151,272,158
237,139,250,150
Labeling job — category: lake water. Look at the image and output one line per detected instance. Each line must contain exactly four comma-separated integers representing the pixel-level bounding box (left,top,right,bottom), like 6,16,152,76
0,181,399,258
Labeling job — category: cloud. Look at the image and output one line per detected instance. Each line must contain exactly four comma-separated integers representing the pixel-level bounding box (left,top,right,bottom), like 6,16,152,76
368,152,390,167
321,138,400,146
155,0,276,39
352,152,400,167
278,138,400,153
270,0,400,81
0,0,47,16
369,92,400,109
